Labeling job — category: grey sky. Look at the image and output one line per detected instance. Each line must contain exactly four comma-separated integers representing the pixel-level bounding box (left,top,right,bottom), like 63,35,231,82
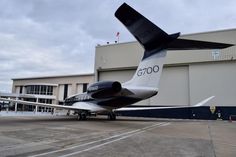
0,0,236,92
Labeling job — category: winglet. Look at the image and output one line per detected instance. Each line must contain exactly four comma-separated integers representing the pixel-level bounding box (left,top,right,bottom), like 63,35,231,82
193,96,215,107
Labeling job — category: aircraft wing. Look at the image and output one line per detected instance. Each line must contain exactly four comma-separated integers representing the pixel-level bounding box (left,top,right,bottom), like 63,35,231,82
116,96,214,111
0,98,105,112
0,96,214,112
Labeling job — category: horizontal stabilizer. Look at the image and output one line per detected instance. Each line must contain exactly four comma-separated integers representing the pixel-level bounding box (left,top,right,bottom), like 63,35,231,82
167,39,233,50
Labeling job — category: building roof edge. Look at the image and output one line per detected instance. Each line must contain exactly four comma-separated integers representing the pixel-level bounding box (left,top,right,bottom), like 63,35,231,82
12,73,94,80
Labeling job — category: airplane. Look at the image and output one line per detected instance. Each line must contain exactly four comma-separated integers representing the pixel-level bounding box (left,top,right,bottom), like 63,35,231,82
0,3,233,120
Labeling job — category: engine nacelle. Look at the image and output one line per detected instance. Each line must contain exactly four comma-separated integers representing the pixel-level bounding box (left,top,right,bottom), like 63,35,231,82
87,81,122,99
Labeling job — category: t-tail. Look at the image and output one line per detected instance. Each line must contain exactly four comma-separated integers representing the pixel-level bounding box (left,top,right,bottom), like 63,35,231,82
115,3,233,90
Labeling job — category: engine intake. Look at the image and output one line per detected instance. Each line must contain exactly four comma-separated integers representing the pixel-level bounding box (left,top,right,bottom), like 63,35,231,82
87,81,122,98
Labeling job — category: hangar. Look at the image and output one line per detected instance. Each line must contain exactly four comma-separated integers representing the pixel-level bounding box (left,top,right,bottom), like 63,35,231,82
95,28,236,106
95,28,236,119
9,28,236,119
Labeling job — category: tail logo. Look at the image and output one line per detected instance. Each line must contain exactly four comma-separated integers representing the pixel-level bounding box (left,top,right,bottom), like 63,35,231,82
137,65,159,76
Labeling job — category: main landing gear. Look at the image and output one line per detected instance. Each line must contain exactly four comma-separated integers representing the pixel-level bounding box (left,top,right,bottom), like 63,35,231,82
108,112,116,120
76,111,117,121
77,112,87,120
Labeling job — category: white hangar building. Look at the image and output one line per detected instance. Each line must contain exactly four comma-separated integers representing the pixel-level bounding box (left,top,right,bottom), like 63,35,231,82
9,28,236,119
95,29,236,107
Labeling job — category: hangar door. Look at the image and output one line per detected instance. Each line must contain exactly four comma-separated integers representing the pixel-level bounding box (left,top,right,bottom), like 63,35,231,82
98,66,189,106
150,66,189,106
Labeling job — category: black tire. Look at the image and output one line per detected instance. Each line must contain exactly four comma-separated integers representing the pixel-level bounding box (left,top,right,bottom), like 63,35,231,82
77,113,87,121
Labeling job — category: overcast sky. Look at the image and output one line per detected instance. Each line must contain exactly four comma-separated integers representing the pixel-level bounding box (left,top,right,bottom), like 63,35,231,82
0,0,236,92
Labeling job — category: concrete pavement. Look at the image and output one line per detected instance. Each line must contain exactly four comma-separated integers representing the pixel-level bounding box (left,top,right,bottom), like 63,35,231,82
0,115,235,157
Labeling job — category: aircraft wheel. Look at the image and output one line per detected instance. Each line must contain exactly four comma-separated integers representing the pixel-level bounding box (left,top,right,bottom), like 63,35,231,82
78,113,87,121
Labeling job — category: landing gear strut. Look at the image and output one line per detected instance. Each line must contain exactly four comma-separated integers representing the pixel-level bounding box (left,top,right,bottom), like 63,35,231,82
108,112,116,120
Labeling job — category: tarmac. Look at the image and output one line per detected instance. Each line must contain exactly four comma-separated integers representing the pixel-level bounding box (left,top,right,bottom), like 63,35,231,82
0,113,236,157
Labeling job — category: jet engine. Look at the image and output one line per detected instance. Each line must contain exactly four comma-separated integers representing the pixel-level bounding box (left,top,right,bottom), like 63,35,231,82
87,81,122,98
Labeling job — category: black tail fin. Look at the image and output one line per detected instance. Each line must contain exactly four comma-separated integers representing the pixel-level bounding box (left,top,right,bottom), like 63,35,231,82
116,3,233,89
115,3,233,54
115,3,178,52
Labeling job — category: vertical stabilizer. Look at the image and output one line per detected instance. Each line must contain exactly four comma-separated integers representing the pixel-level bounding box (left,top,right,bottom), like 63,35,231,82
115,3,176,89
